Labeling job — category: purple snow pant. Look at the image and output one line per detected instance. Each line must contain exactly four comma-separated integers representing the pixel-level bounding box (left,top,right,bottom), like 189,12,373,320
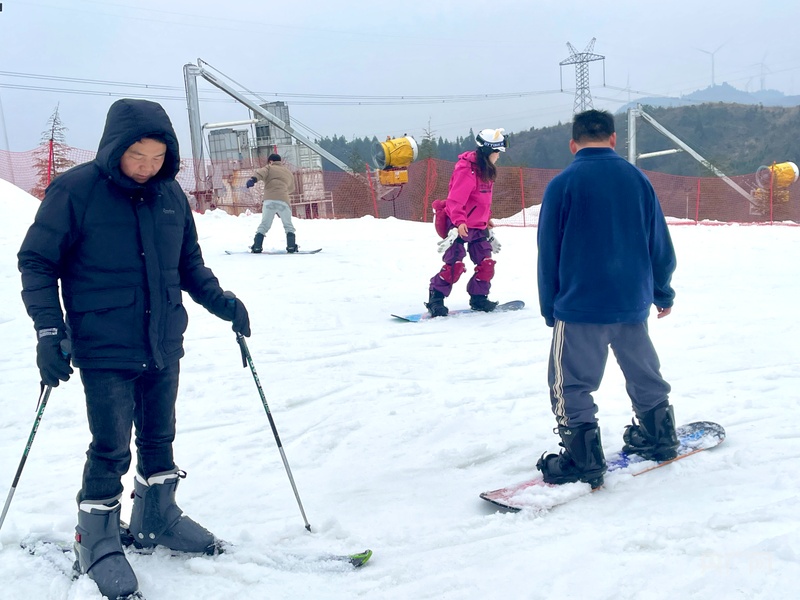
429,228,493,297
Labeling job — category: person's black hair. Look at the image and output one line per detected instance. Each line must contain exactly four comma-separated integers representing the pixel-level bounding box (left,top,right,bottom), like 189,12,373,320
268,153,282,162
140,134,168,145
475,146,498,182
572,109,615,143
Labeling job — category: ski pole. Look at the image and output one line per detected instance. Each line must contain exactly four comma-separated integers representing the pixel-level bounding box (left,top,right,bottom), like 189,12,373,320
0,385,52,533
236,333,311,532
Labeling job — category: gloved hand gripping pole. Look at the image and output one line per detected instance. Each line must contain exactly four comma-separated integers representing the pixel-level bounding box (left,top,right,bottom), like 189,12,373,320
236,334,311,532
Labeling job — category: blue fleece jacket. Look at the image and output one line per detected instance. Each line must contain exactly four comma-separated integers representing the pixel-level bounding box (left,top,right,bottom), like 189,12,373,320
537,147,676,325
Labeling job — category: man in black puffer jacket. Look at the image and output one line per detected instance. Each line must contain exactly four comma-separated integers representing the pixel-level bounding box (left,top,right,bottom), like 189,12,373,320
18,99,250,600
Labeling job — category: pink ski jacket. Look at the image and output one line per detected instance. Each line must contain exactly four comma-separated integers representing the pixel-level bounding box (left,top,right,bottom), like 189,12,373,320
445,151,494,229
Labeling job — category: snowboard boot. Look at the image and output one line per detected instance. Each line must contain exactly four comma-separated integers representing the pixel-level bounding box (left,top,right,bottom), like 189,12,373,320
251,232,264,254
74,496,140,600
469,294,498,312
425,289,449,317
128,468,219,555
537,423,607,489
286,231,298,253
622,400,679,461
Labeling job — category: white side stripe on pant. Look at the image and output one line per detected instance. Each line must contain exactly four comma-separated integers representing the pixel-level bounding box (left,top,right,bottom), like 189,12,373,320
551,320,568,427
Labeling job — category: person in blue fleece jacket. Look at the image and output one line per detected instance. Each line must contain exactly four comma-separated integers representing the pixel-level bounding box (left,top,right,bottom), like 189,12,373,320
535,109,678,489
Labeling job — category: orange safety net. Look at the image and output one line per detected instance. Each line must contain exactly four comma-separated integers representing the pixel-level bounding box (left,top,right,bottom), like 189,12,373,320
2,145,798,225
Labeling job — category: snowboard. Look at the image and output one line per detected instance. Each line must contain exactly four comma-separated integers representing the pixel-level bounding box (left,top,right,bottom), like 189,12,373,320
392,300,525,322
480,421,725,512
225,248,322,255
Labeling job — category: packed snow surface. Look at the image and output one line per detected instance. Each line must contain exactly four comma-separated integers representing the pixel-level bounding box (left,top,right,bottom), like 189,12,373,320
1,178,798,599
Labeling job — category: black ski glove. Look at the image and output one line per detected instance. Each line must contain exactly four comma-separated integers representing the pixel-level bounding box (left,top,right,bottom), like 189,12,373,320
245,177,257,189
36,328,73,387
222,291,251,337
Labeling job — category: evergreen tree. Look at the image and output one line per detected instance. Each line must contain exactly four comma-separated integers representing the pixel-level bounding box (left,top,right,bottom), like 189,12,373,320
31,105,75,199
418,121,437,160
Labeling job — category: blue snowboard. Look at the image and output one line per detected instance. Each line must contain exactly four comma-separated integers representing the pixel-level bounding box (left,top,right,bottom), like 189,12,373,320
392,300,525,322
480,421,726,512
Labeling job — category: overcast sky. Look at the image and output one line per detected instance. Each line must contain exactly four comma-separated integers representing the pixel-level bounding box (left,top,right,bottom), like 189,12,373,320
1,0,799,156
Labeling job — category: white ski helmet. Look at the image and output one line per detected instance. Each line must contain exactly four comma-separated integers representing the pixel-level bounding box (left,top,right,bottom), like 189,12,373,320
476,128,507,152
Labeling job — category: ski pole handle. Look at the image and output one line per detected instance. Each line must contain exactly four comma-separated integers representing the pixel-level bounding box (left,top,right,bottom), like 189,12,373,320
236,333,247,367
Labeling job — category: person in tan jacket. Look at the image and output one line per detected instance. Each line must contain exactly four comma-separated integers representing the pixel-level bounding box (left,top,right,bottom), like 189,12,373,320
246,153,298,253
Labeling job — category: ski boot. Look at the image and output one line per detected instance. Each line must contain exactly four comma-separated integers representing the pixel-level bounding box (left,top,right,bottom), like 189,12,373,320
251,232,264,254
537,423,607,489
622,400,679,461
74,496,140,600
425,289,449,317
469,294,498,312
286,231,298,253
128,468,219,555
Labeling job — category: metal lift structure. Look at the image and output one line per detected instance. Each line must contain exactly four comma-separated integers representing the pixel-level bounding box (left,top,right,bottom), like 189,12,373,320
183,59,352,211
627,104,757,209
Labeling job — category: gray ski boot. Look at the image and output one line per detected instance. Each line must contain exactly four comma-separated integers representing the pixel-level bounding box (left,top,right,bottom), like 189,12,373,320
74,496,140,600
128,468,219,555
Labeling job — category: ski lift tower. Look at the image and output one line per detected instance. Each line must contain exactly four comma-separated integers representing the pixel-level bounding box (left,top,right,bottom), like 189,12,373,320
559,38,606,114
183,59,352,212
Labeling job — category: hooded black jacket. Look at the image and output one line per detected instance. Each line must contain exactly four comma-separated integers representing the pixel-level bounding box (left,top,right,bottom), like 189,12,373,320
18,99,231,370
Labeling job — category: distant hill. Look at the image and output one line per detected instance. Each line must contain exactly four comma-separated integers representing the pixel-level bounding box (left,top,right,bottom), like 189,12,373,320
617,82,800,113
504,102,800,177
318,98,800,177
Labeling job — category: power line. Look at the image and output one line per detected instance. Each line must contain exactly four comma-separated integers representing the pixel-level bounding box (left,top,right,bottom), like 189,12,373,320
0,70,564,104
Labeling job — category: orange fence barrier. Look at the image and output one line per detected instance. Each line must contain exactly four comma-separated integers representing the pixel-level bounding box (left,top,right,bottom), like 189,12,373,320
2,146,798,225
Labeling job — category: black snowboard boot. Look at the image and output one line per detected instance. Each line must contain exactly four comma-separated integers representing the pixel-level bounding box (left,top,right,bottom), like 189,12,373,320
128,468,219,555
286,231,298,253
425,289,449,317
537,423,607,489
622,400,679,461
469,294,498,312
251,232,264,254
74,496,140,600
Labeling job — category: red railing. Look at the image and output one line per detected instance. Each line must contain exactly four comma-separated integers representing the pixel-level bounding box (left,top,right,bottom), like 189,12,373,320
2,145,798,225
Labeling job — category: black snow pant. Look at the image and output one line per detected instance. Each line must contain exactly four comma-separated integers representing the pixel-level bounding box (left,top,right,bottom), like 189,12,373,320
78,362,180,502
547,320,671,427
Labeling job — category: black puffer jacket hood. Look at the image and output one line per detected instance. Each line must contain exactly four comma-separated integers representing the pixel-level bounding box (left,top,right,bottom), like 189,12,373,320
94,98,181,187
19,98,231,371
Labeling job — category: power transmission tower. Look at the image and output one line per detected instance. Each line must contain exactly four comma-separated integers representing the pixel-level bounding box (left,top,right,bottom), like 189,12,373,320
559,38,605,113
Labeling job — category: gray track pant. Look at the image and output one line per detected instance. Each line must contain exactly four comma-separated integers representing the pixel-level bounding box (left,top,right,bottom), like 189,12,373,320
256,200,295,235
548,319,671,427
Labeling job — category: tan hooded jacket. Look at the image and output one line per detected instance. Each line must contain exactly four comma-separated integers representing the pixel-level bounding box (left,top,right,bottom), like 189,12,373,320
254,161,296,204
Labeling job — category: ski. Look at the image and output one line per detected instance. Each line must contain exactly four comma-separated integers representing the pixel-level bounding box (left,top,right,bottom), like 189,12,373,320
392,299,525,322
225,248,322,255
21,536,372,571
19,539,146,598
20,537,79,580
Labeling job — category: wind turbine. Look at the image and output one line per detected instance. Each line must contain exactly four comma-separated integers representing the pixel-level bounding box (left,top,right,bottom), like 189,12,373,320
745,53,771,93
696,43,725,87
757,52,771,91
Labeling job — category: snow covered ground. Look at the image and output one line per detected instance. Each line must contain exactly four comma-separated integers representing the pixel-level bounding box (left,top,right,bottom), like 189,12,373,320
0,177,798,599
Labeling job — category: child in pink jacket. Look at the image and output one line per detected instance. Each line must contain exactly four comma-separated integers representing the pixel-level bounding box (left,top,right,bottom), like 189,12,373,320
426,128,507,316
